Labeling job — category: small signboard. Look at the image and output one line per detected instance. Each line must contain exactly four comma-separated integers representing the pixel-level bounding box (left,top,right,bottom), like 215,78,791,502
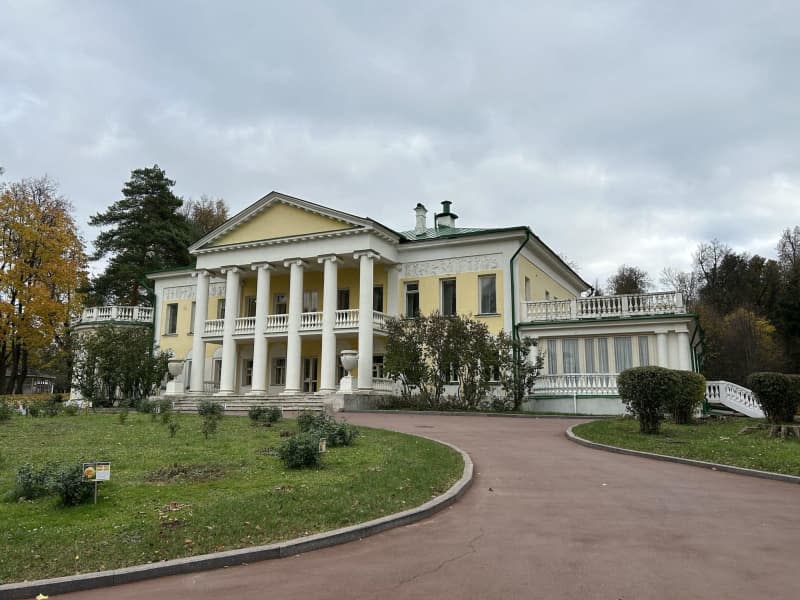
82,462,111,504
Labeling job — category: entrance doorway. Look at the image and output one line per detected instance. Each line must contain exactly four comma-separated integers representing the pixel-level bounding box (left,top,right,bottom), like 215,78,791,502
302,357,318,393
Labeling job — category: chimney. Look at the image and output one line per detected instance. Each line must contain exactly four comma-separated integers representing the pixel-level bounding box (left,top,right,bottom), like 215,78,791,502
435,200,458,229
414,203,427,235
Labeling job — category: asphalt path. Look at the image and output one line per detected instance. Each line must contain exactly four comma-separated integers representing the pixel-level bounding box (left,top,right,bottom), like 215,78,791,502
59,413,800,599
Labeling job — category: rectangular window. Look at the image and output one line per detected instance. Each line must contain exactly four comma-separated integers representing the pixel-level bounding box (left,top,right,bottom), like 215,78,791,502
373,285,384,312
216,298,226,319
165,303,178,334
562,339,579,373
303,290,319,312
272,358,286,385
372,355,384,378
212,359,222,385
337,288,350,310
189,302,196,334
584,339,595,372
597,338,609,373
638,336,650,366
479,275,497,314
547,339,558,374
441,278,457,316
274,293,287,315
244,296,256,317
243,359,253,386
524,276,532,301
405,282,420,317
614,337,633,372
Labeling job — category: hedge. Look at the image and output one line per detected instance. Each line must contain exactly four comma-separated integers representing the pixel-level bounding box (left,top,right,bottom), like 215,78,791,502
747,372,800,424
618,366,681,434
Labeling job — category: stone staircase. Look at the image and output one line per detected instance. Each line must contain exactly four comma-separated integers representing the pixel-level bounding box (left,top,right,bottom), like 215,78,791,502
705,381,765,418
168,394,327,415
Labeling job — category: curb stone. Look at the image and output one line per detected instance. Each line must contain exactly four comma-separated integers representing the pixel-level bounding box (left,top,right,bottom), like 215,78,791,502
344,409,607,419
0,436,473,600
566,425,800,485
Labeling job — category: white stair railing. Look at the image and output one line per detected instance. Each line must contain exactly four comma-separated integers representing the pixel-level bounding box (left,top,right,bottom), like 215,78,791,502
705,381,764,418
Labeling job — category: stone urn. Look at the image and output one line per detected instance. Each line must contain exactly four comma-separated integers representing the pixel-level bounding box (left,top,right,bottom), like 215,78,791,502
340,350,358,376
167,359,184,382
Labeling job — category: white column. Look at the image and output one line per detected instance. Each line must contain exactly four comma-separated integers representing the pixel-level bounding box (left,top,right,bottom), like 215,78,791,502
677,330,692,371
318,255,339,393
386,264,401,316
655,330,669,368
355,251,378,390
248,263,272,396
189,270,210,393
282,259,305,394
216,266,241,396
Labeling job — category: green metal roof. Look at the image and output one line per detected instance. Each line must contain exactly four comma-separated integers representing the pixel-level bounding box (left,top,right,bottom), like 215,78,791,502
398,226,522,241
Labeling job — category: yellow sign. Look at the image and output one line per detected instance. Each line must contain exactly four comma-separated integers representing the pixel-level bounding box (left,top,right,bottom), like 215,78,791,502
83,462,111,481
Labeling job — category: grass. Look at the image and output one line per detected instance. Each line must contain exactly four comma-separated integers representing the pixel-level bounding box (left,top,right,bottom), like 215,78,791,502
573,417,800,476
0,412,463,584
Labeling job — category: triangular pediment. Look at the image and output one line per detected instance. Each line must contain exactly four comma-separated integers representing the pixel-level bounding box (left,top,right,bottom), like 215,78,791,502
190,192,372,252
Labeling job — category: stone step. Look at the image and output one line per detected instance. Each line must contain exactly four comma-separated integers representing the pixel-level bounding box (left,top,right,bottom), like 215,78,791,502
167,395,326,414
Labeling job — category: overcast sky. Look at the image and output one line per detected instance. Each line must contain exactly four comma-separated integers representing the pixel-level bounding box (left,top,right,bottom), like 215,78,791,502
2,1,799,287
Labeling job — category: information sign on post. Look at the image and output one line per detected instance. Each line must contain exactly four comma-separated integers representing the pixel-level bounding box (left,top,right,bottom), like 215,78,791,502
83,462,111,504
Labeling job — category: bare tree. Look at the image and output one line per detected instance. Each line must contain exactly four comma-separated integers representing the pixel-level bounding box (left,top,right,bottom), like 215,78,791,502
607,265,650,295
660,267,699,309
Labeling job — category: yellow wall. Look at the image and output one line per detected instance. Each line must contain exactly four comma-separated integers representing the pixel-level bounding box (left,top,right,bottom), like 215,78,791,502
158,298,195,358
518,256,574,302
399,270,505,334
211,203,354,246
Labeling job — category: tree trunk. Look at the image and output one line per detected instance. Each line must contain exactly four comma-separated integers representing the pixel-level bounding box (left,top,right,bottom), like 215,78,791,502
14,346,28,394
7,341,20,394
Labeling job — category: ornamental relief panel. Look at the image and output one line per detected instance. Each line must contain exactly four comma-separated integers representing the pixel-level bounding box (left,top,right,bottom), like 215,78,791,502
163,283,226,300
402,254,502,278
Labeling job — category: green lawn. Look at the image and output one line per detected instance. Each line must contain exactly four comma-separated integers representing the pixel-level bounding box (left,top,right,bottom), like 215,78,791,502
0,412,462,584
573,417,800,476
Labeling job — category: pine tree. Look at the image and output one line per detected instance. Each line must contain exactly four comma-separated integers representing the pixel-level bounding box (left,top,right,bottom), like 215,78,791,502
90,165,194,305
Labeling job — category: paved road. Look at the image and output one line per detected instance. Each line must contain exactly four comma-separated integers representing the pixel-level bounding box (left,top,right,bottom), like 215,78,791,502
61,414,799,600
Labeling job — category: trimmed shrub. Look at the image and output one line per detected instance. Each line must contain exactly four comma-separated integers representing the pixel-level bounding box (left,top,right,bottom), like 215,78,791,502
51,463,93,506
296,412,359,447
248,405,283,426
748,372,799,424
278,433,322,469
0,402,12,422
668,371,707,424
618,366,680,434
63,404,79,416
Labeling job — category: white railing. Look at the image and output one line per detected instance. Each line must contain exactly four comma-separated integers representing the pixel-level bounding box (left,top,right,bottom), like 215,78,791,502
335,309,359,328
78,306,154,324
265,314,289,333
234,317,255,335
372,377,397,394
300,311,323,330
373,310,388,330
705,381,764,418
523,291,685,322
204,318,225,336
534,373,619,396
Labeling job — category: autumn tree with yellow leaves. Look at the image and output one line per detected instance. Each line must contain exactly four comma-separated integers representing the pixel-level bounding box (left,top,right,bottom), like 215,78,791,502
0,177,87,393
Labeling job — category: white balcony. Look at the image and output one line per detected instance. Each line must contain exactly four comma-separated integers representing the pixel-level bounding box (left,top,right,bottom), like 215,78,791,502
522,291,686,323
203,309,388,338
76,306,154,326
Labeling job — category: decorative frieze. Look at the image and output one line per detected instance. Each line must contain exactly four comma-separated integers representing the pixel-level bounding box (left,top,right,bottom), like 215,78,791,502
163,283,226,300
402,254,502,278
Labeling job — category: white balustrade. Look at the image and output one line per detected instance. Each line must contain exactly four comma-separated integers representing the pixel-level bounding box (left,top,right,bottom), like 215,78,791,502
534,373,619,396
372,377,397,394
203,318,225,336
265,314,289,333
300,311,323,331
335,309,359,328
705,380,764,418
234,316,256,335
523,291,685,322
372,310,388,330
77,305,154,325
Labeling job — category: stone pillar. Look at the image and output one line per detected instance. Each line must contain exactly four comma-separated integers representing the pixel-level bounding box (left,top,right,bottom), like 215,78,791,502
318,255,339,393
216,266,240,396
655,330,669,368
248,263,272,396
355,251,378,390
282,259,305,394
677,330,692,371
386,264,402,316
189,270,210,393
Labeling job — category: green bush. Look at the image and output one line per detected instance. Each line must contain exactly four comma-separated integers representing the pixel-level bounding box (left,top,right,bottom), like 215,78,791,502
0,403,12,422
248,405,283,426
63,404,79,416
668,371,706,424
748,372,800,424
296,412,359,447
618,366,680,434
27,402,42,417
295,410,320,432
51,463,93,506
10,464,54,500
198,400,224,439
277,433,322,469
